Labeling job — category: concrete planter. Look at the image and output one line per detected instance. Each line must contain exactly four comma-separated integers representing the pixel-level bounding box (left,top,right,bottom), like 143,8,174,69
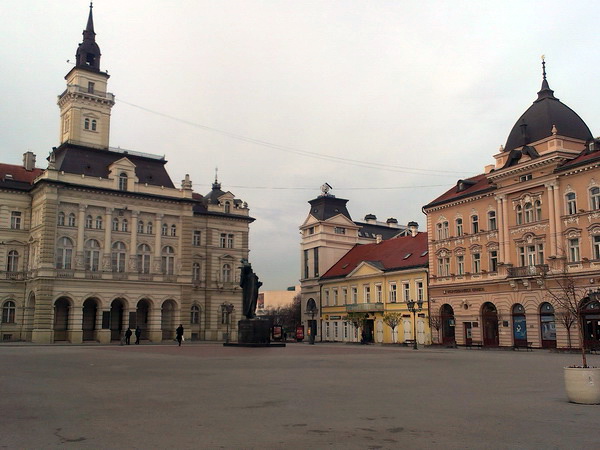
564,367,600,404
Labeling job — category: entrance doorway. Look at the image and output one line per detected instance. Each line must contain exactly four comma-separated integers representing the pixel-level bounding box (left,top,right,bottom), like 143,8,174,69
441,304,455,345
363,319,374,343
54,297,70,341
82,298,98,341
539,302,557,348
512,303,527,347
481,302,499,346
464,322,472,346
581,298,600,349
110,299,125,341
136,299,150,340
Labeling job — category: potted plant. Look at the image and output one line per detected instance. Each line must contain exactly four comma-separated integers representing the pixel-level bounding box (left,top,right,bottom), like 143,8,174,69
544,268,600,404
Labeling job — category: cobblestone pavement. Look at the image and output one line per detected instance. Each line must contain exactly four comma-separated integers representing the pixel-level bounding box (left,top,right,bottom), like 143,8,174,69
1,342,598,449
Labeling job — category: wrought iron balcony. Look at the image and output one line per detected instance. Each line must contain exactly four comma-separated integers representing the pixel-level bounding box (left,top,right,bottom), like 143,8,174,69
507,264,548,278
346,302,385,313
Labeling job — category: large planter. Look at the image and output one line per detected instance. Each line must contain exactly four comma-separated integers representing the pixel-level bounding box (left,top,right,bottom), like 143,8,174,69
564,367,600,404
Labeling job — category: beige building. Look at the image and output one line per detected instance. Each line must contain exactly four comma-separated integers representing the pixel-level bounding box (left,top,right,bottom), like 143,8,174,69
299,183,410,340
0,6,253,344
257,286,299,312
423,62,600,349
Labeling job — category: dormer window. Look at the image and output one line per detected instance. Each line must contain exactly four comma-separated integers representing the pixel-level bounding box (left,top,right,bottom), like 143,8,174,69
519,174,532,182
457,179,476,192
118,172,128,191
224,201,231,213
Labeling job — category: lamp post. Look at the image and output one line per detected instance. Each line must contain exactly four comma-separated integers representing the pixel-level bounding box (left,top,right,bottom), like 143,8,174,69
406,299,424,350
221,302,234,344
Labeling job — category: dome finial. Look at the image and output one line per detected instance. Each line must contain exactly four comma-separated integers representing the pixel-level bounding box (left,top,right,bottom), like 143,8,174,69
541,54,546,80
212,167,221,190
536,55,555,102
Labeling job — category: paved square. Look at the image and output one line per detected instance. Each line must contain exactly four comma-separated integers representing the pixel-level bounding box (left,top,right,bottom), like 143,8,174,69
0,343,598,449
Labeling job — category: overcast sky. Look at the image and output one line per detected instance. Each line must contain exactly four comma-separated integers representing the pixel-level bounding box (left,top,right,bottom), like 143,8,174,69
1,1,599,290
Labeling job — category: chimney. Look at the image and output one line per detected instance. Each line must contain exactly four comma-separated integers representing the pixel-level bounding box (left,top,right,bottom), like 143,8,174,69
376,234,382,244
386,218,398,228
23,152,36,171
407,221,418,237
364,214,377,224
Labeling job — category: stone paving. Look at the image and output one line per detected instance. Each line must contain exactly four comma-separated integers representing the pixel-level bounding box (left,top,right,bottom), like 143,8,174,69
0,342,598,449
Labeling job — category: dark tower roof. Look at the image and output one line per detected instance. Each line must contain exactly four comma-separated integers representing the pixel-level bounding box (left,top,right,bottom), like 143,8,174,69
308,196,352,222
75,3,102,71
504,61,592,152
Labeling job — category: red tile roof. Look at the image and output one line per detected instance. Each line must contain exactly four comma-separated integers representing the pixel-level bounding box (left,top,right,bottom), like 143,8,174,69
321,232,428,280
557,148,600,171
0,163,44,184
424,173,494,209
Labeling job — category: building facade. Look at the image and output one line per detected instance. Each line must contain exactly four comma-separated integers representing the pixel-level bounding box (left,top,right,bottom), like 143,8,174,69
423,63,600,349
0,6,253,343
319,227,431,345
299,183,411,341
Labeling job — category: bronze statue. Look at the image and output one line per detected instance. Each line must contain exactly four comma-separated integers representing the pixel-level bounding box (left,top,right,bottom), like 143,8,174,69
239,259,262,319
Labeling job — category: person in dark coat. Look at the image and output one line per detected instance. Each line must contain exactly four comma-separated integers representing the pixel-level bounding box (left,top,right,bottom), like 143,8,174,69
135,326,141,345
176,324,184,346
125,328,132,345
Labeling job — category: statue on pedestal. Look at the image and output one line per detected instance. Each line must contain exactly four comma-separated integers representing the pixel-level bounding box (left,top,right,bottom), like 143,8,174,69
239,259,262,319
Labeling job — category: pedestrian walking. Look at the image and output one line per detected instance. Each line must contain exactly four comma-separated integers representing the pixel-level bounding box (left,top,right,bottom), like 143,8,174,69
176,324,184,346
125,328,132,345
135,326,141,345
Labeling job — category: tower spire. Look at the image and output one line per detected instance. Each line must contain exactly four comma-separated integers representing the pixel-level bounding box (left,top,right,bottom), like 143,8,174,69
536,55,556,102
75,2,102,71
213,167,221,190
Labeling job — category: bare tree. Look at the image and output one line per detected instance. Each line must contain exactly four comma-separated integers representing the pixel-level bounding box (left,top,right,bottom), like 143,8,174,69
261,294,302,336
556,309,577,350
429,313,442,344
345,312,368,342
383,312,402,343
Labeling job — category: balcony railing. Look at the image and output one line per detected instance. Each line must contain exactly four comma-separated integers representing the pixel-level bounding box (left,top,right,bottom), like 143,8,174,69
138,273,154,281
85,271,102,279
346,302,385,313
3,271,25,280
507,264,549,278
56,269,75,278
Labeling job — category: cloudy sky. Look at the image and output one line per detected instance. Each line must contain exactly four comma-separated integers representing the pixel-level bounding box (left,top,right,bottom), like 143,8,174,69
1,1,599,289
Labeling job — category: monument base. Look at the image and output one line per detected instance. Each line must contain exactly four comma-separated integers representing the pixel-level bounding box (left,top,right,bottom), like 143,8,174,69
222,319,286,347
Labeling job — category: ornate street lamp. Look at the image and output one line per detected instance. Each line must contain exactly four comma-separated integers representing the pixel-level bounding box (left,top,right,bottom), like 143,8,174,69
221,302,234,344
406,299,424,350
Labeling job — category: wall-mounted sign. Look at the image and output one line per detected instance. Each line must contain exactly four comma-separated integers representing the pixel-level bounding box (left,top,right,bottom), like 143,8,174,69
330,315,342,320
443,287,485,294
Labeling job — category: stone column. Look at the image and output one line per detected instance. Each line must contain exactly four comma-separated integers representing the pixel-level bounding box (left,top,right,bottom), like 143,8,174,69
501,196,510,260
69,304,83,344
103,207,113,271
148,304,163,343
553,184,563,256
153,213,163,273
496,195,505,262
96,307,111,344
129,210,139,272
545,183,557,257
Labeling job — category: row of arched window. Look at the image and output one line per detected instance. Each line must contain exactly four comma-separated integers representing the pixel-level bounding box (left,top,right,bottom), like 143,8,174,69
59,213,177,237
515,201,542,225
83,118,97,131
436,212,497,240
565,187,600,215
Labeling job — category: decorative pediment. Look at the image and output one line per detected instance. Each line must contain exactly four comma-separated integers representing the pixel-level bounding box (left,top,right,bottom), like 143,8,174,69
347,261,384,278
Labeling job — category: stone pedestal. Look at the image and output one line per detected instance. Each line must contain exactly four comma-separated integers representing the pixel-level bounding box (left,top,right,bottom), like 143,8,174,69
97,329,111,344
238,319,271,344
31,329,53,344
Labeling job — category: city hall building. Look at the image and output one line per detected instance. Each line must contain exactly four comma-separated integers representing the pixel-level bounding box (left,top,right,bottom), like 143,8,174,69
0,6,253,343
423,63,600,349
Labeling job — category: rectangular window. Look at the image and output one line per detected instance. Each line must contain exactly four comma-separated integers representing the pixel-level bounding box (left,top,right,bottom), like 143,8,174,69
342,287,348,304
227,234,234,249
351,287,358,303
304,250,309,279
519,174,532,182
490,250,498,272
10,211,21,230
220,233,226,248
364,285,371,303
569,238,580,262
402,282,410,302
456,219,463,237
324,289,330,306
313,248,319,277
389,283,397,303
473,253,481,273
308,227,315,235
332,289,338,305
488,211,497,231
193,230,201,246
88,81,95,93
438,257,450,276
566,193,577,215
457,255,464,275
594,236,600,260
334,227,346,234
416,281,424,302
334,322,339,338
375,284,382,302
471,215,479,234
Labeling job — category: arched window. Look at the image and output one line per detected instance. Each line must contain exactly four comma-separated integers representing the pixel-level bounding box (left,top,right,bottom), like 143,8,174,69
118,172,128,191
456,218,463,237
7,250,19,272
112,218,119,231
524,203,533,223
56,237,74,269
534,200,542,221
487,211,497,231
95,216,103,229
161,246,175,275
91,119,97,131
162,223,168,236
192,262,201,281
137,243,151,274
540,302,557,348
512,303,527,346
58,212,65,226
566,192,577,215
67,213,76,227
121,219,128,232
191,305,200,324
2,301,16,324
84,118,90,130
111,241,127,273
224,201,231,213
137,221,144,234
170,224,177,237
591,187,600,210
85,239,101,272
516,205,523,225
146,222,153,234
85,215,93,228
222,263,231,282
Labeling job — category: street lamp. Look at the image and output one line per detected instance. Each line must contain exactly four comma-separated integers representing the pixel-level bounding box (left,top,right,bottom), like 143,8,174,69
406,299,424,350
221,302,234,344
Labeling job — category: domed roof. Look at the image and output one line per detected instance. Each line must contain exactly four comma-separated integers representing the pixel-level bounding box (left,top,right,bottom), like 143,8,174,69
504,64,592,152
